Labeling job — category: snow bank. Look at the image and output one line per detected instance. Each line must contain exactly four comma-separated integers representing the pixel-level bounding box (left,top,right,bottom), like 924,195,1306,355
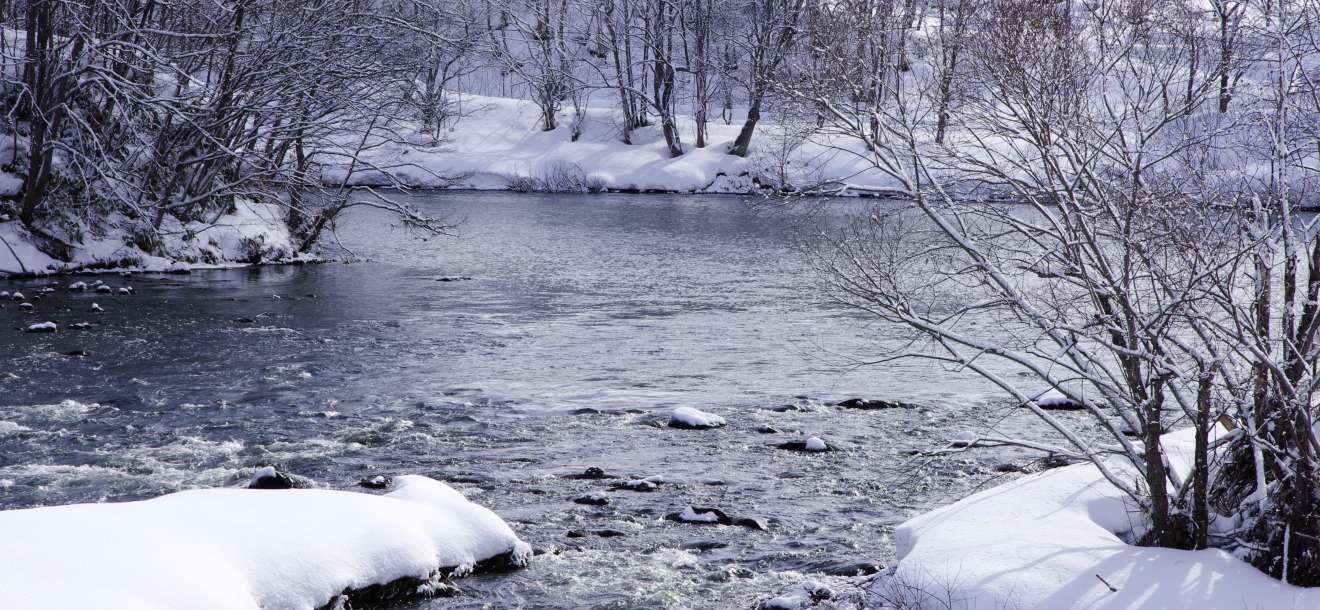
325,94,905,195
882,428,1316,609
0,199,307,277
0,475,531,610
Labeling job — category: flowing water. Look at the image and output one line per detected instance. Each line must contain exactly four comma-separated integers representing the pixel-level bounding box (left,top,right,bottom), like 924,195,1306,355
0,192,1098,609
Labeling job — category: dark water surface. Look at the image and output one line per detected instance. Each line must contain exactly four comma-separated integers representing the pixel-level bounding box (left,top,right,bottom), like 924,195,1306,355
0,192,1068,609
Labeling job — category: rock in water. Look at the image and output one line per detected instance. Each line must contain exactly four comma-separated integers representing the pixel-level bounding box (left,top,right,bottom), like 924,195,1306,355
96,285,113,293
777,439,837,452
248,466,295,489
567,467,609,480
668,407,726,429
1027,388,1083,410
572,492,610,506
665,507,733,525
836,398,911,410
25,322,56,333
756,425,778,434
680,540,728,551
358,475,393,489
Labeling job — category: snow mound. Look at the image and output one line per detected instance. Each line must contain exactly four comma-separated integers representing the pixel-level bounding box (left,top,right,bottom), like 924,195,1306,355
804,437,828,451
1029,387,1082,409
0,475,531,610
668,407,726,428
886,428,1317,609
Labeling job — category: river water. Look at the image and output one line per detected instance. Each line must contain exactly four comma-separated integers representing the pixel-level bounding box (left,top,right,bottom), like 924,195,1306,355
0,192,1090,609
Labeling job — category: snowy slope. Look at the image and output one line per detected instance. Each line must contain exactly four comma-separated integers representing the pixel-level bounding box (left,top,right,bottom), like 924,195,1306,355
879,428,1315,610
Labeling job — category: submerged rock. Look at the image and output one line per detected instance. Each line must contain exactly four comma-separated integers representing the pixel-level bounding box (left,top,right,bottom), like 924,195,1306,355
566,467,611,480
756,425,779,434
836,398,912,410
680,540,727,552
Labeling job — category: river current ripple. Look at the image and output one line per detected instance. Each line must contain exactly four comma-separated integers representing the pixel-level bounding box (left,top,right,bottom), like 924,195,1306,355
0,192,1088,609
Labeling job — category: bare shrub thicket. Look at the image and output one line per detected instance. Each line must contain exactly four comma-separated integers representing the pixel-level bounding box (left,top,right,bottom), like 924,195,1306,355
777,0,1320,587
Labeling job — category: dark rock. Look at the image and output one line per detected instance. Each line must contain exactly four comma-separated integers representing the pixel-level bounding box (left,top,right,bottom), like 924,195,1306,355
19,302,33,310
96,285,113,293
777,440,838,452
824,562,884,576
731,517,768,530
768,405,802,412
572,408,601,415
664,507,733,525
566,529,590,538
680,540,728,551
756,425,778,434
65,349,89,357
612,479,660,491
994,463,1022,473
567,467,609,480
667,419,725,430
573,493,611,506
447,475,489,484
837,398,912,410
25,323,56,333
248,471,295,489
359,475,393,489
595,529,627,538
236,318,256,323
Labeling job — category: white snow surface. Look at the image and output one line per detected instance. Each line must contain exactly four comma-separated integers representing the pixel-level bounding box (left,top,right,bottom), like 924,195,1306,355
669,407,726,428
885,428,1316,609
0,475,531,610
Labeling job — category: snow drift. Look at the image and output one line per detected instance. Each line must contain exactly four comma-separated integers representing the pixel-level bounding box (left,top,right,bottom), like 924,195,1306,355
877,428,1317,609
0,475,531,610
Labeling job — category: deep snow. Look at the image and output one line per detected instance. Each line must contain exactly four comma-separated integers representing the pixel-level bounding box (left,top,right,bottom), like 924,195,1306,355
0,475,531,610
779,427,1317,610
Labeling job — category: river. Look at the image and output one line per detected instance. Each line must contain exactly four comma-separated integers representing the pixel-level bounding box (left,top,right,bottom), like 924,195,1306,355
0,191,1086,609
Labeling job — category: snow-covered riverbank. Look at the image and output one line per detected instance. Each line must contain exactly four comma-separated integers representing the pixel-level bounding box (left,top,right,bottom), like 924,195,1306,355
326,93,896,196
0,475,530,610
769,428,1316,610
0,199,312,277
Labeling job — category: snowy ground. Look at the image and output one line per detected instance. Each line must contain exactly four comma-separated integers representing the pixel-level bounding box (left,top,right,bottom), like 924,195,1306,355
0,475,530,610
769,428,1316,610
324,93,898,195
